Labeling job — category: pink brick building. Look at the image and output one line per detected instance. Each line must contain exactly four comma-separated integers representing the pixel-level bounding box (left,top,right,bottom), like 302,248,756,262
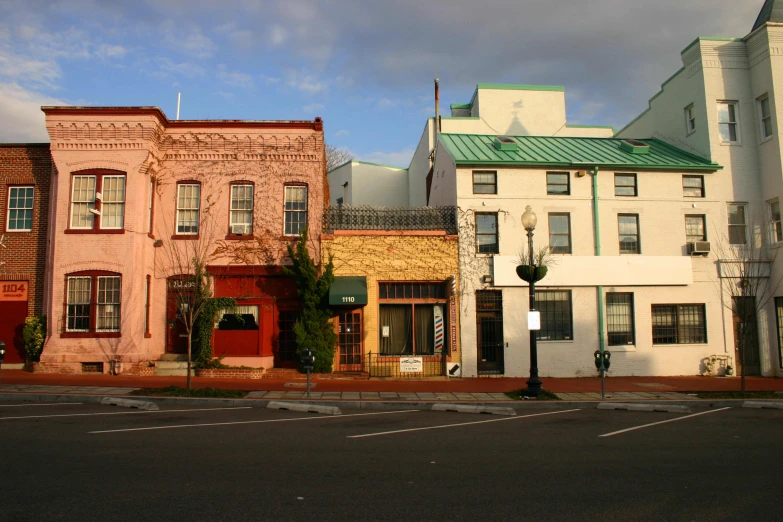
40,107,326,373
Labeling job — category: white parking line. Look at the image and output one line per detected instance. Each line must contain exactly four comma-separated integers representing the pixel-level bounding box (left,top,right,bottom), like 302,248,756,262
0,406,251,421
347,409,582,439
598,407,732,438
0,402,83,408
89,409,420,434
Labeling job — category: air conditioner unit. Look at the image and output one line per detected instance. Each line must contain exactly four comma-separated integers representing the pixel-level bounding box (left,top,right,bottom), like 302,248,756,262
231,224,250,235
687,241,710,256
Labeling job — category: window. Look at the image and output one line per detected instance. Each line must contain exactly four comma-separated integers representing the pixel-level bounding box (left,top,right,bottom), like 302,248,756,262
536,290,572,341
146,179,154,235
144,275,151,338
685,215,706,243
379,282,449,355
284,185,307,236
69,172,126,231
607,293,634,346
217,305,260,330
684,104,696,134
548,213,571,254
727,203,747,245
6,186,34,231
176,183,201,235
546,172,570,195
472,171,497,194
775,297,783,369
683,175,704,198
65,273,122,336
618,214,640,254
229,184,254,235
652,304,707,344
718,101,739,143
770,200,782,244
614,174,637,196
475,213,498,253
758,95,773,140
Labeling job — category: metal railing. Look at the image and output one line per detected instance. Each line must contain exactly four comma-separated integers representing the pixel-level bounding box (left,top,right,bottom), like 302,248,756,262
324,205,457,234
363,352,446,378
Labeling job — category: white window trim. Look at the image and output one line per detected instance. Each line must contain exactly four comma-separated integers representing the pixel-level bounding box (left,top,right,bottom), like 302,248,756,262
65,276,91,333
229,184,254,235
283,185,308,237
717,100,741,145
758,94,774,142
769,199,782,245
96,275,121,332
99,175,126,230
6,185,34,232
684,104,696,135
70,175,96,230
727,202,748,246
176,183,201,235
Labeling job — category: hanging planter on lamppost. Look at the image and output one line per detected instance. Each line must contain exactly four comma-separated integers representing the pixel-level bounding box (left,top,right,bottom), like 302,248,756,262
515,265,548,283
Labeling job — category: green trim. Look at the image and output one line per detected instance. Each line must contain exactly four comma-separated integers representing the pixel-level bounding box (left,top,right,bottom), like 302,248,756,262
681,36,744,56
452,160,717,171
566,124,617,133
476,83,565,92
328,276,368,306
351,160,407,170
327,159,353,173
450,103,472,110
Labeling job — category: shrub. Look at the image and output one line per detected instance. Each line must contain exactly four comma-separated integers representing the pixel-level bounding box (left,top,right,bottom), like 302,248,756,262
22,316,46,363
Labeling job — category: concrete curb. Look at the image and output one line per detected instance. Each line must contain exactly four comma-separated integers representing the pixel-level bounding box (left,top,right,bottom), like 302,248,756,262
432,403,516,416
742,400,783,410
267,401,341,415
597,403,692,413
100,397,159,411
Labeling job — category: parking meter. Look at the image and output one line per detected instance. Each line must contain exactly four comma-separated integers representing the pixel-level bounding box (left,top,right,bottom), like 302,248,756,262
602,351,611,370
0,340,5,384
594,350,602,370
300,349,315,369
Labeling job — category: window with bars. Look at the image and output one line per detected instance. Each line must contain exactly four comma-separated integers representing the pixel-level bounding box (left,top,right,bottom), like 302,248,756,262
472,171,497,194
70,173,126,230
618,214,640,254
685,215,706,243
230,184,254,235
775,297,783,369
614,174,637,197
548,213,571,254
606,293,634,346
65,273,121,335
284,185,308,236
683,175,704,198
379,282,447,300
475,213,498,254
536,290,572,341
727,203,747,245
176,183,201,235
6,186,34,231
651,304,706,345
546,172,570,195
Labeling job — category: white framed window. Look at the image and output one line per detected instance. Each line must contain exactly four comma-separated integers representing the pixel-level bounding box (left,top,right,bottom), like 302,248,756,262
758,95,774,141
230,184,254,235
769,199,782,244
66,276,91,332
727,203,747,245
718,101,739,143
6,186,34,231
70,175,96,229
684,104,696,134
100,175,125,229
96,276,121,332
284,185,307,236
176,183,201,235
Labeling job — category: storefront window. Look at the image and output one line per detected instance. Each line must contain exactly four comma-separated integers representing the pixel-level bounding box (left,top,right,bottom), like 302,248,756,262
216,305,259,330
378,282,448,356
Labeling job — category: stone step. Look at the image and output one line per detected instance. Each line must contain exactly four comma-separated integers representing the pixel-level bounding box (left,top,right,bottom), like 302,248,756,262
153,361,191,370
159,354,188,361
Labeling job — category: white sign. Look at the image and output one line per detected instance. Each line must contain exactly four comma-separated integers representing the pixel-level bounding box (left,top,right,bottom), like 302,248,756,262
382,325,390,338
528,311,541,331
400,357,423,373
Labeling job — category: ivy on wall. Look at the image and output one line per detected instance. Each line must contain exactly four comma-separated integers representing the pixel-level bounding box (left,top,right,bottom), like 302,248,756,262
192,297,237,368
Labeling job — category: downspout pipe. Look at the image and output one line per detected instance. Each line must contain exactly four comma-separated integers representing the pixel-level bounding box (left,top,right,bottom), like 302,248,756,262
590,166,607,356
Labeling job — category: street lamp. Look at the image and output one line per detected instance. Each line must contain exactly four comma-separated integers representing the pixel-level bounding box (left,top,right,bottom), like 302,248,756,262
521,205,543,397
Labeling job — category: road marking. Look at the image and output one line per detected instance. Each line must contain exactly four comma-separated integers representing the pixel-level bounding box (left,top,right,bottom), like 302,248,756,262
347,409,582,439
89,409,420,434
0,406,251,421
598,407,732,438
0,402,83,408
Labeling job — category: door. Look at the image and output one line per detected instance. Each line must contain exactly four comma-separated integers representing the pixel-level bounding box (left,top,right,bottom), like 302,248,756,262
338,310,363,371
733,296,761,376
476,290,504,375
166,288,189,354
0,281,29,364
275,309,299,368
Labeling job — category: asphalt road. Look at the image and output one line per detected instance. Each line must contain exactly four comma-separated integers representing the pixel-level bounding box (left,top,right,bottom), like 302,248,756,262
0,400,780,522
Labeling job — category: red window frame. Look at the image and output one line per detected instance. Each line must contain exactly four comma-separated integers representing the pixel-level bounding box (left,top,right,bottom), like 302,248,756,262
65,169,127,234
172,180,202,240
226,180,255,240
61,270,122,338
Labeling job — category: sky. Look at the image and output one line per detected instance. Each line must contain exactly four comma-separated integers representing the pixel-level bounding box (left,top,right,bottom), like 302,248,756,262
0,0,763,167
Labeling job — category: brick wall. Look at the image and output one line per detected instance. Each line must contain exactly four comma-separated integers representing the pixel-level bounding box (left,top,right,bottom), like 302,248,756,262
0,144,52,317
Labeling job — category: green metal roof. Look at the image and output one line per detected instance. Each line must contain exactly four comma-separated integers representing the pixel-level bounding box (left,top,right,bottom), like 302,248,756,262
439,134,721,171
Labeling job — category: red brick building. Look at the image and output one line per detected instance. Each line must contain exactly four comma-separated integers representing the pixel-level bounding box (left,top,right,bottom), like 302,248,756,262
0,144,54,366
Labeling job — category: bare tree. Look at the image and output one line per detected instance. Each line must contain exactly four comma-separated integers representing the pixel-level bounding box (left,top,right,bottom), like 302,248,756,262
326,144,352,171
713,214,783,391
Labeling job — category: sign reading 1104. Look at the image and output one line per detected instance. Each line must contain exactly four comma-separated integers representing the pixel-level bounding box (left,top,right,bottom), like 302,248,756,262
342,296,355,303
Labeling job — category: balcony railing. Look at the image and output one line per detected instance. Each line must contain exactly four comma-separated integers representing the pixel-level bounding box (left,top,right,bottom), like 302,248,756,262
323,205,457,234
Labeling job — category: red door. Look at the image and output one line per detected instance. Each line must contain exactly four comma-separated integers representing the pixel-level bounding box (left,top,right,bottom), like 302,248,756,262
166,289,189,354
0,301,27,364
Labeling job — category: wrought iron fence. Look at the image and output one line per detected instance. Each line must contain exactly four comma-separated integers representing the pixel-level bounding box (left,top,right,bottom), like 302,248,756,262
363,352,446,378
324,205,457,234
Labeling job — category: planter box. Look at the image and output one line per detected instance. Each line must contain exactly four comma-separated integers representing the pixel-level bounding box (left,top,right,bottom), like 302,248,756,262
195,368,264,379
516,265,548,283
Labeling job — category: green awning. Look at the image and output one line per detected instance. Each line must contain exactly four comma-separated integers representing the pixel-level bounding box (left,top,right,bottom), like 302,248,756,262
329,276,368,306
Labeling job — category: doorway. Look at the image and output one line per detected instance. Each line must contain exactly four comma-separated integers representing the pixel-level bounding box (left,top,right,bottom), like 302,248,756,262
166,279,192,354
476,290,504,375
338,310,363,371
732,296,761,376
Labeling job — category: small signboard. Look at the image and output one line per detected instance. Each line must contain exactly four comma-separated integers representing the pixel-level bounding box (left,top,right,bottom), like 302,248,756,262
0,281,28,302
400,357,423,373
382,325,390,338
528,311,541,331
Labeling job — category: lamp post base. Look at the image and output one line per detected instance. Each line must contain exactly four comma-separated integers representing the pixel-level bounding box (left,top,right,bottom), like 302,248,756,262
525,375,542,397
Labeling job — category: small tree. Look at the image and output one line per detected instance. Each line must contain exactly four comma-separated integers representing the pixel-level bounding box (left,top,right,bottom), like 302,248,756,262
713,215,783,391
22,316,46,367
283,231,337,373
326,144,352,171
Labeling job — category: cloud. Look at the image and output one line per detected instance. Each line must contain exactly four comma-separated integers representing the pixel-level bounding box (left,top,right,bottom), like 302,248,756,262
335,129,350,137
160,21,215,58
151,57,206,78
217,64,254,88
0,82,68,141
95,44,127,58
303,103,324,112
285,70,328,94
0,48,61,87
360,148,414,168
